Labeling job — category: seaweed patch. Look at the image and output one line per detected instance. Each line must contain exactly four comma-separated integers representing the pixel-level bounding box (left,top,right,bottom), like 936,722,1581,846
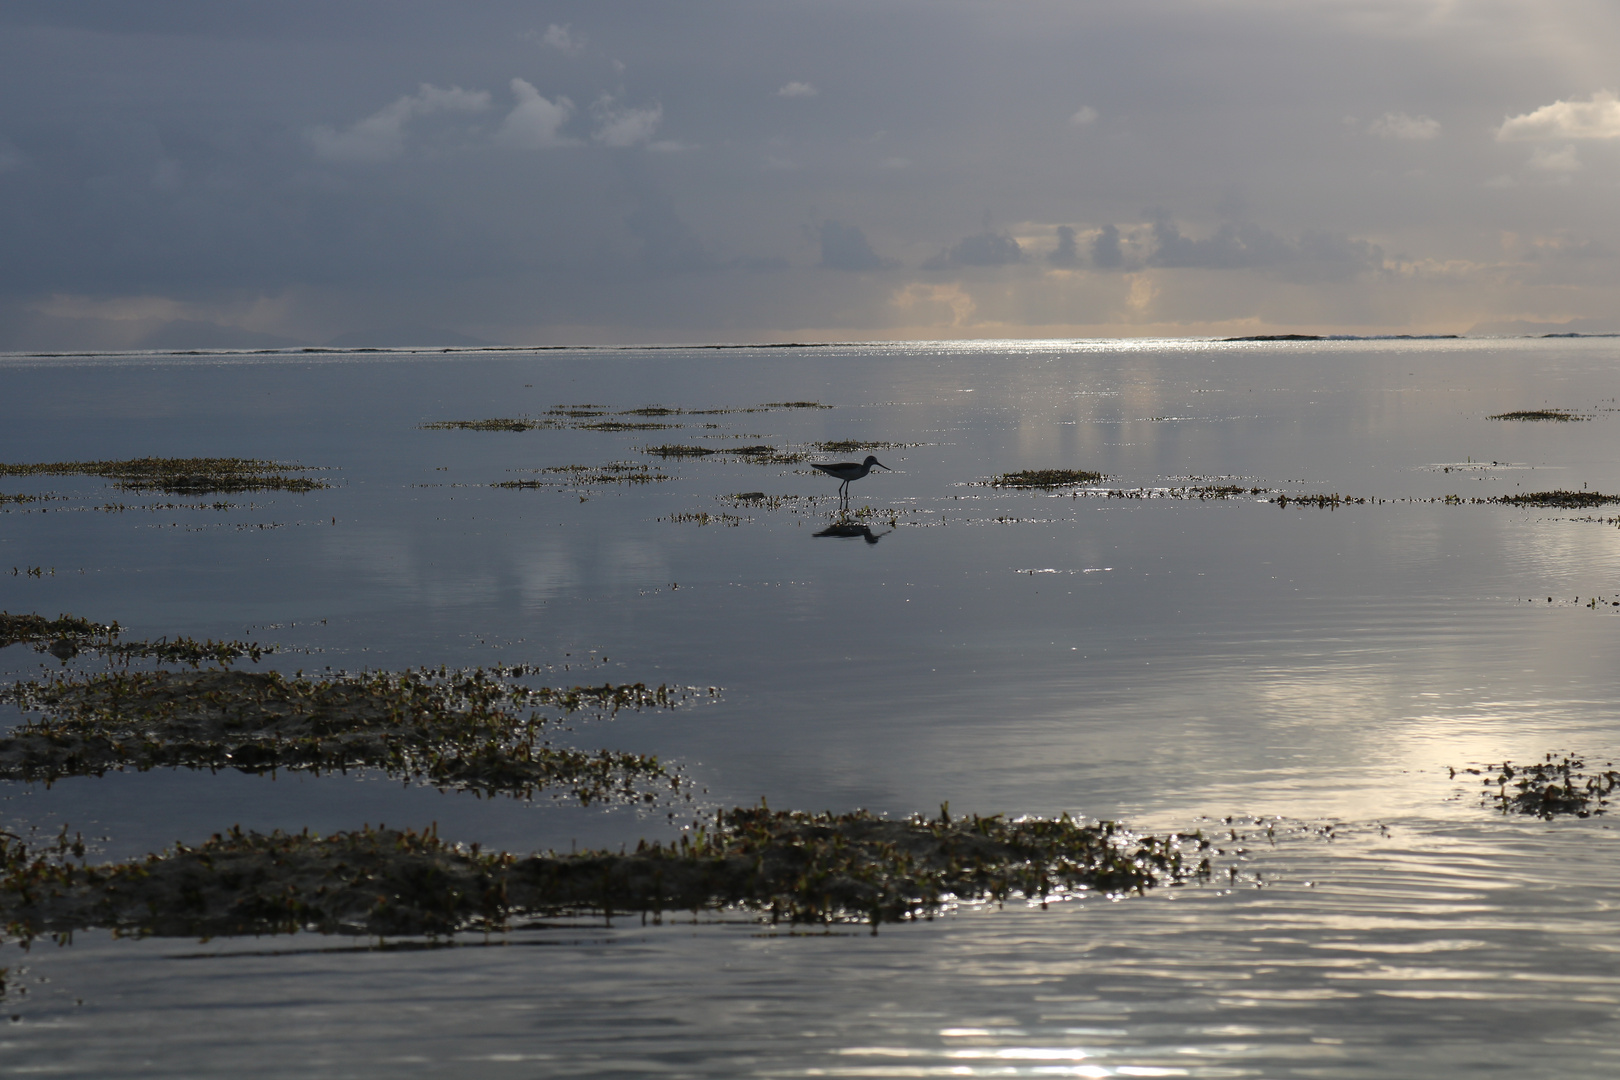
1488,410,1585,422
812,440,916,453
1487,490,1620,509
0,458,329,495
0,668,689,804
497,462,672,487
574,420,683,432
0,806,1208,940
0,612,268,665
660,511,748,526
420,418,561,432
989,469,1105,488
643,444,717,458
730,445,810,465
1455,754,1620,818
0,613,121,653
1272,493,1367,507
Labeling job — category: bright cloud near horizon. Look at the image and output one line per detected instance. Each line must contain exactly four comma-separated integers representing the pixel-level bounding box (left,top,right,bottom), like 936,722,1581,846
4,0,1620,349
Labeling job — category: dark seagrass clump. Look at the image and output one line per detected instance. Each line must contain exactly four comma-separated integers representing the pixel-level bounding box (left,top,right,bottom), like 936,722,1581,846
1459,754,1620,819
0,668,685,804
0,807,1211,940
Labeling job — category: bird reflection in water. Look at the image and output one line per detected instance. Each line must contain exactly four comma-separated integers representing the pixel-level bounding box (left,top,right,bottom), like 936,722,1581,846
813,521,893,544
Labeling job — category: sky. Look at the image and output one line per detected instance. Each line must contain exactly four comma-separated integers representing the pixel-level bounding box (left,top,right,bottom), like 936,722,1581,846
4,0,1620,348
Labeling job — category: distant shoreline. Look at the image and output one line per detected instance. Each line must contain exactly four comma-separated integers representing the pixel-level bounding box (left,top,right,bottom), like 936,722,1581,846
7,331,1620,360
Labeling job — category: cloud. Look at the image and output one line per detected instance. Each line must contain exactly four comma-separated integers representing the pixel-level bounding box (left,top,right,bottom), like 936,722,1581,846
1069,106,1099,127
592,98,663,147
309,83,491,163
543,24,584,53
929,230,1024,268
1498,91,1620,141
1147,213,1381,278
1527,145,1580,172
1049,225,1080,266
777,82,818,98
1367,111,1439,140
1091,225,1124,268
819,221,888,270
496,79,575,149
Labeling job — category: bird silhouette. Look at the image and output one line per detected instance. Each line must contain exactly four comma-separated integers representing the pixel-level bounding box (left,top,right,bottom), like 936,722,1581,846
810,455,888,500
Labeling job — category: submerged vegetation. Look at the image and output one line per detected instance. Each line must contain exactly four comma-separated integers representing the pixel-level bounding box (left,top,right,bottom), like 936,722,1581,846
0,458,329,495
423,402,833,435
420,418,559,432
0,806,1207,940
1456,754,1620,818
990,469,1105,488
497,462,672,487
0,668,688,804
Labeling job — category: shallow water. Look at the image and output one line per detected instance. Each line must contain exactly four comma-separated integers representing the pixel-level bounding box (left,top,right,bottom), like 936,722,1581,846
3,338,1620,1075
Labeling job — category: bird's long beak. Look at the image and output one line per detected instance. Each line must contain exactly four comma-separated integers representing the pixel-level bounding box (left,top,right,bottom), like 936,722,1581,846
873,460,890,471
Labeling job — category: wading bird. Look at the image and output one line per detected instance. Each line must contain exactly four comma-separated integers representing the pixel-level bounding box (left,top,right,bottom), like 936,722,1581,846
811,455,888,500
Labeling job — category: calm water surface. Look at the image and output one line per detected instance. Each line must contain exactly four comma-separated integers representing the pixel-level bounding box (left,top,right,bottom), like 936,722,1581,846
2,338,1619,1076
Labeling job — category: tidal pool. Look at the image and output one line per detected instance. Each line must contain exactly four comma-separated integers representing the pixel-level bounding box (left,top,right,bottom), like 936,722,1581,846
3,337,1620,1076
